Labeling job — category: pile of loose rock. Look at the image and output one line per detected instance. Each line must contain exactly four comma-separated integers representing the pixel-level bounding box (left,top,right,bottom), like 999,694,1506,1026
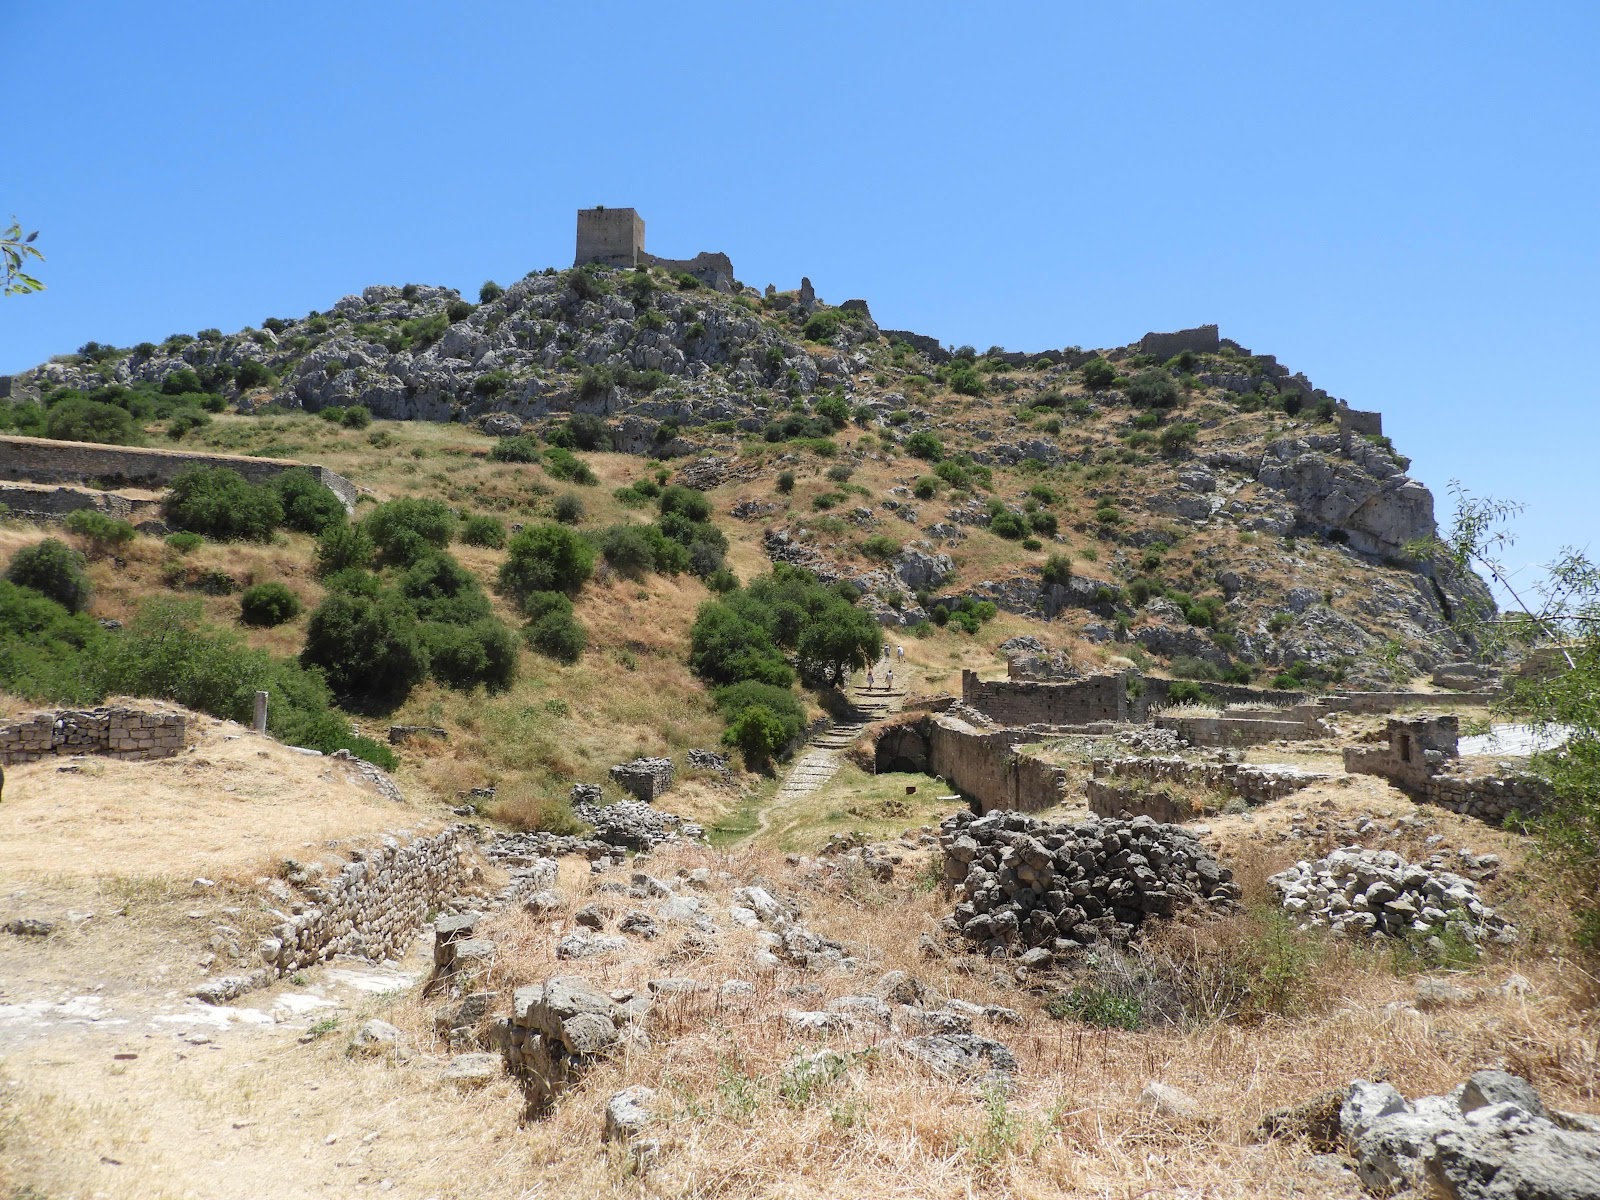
1269,847,1515,943
504,976,652,1112
571,796,706,851
486,830,619,865
939,811,1239,961
1340,1071,1600,1196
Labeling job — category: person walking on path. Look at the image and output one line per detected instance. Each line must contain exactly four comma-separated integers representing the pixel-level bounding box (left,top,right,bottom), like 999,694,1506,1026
896,644,904,662
866,666,875,691
886,667,895,691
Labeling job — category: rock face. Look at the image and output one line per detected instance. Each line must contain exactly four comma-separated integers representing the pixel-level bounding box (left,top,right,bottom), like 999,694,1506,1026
939,811,1240,957
1340,1072,1600,1197
1269,847,1515,944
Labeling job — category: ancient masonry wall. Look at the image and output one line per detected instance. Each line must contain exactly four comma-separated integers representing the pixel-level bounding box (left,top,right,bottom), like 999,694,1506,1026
575,207,644,268
925,715,1067,814
263,826,474,975
0,706,187,765
1139,324,1219,359
1086,756,1329,821
0,482,166,524
960,670,1130,727
1154,712,1325,747
0,435,358,512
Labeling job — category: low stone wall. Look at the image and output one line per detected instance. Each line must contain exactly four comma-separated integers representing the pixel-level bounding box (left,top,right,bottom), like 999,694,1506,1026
0,705,188,765
1088,756,1330,814
1322,690,1497,715
263,826,475,975
0,434,358,512
1422,770,1550,825
0,482,166,524
1155,712,1323,747
1135,678,1307,718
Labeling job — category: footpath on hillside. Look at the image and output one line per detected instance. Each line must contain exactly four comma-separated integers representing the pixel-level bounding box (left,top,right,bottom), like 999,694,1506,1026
749,659,912,844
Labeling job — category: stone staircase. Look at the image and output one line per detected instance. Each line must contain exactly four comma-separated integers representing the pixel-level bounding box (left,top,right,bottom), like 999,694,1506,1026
772,684,906,805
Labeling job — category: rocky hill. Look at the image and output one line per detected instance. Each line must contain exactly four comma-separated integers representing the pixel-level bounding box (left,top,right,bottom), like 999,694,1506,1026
5,261,1490,690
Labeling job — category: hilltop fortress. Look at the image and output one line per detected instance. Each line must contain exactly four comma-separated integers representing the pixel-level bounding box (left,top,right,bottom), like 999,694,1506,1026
574,206,736,293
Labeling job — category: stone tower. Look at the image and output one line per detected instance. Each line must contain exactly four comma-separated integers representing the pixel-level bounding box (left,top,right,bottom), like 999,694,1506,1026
574,207,644,268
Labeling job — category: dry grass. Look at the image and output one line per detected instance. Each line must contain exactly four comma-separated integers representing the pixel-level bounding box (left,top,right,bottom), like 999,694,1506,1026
0,708,439,881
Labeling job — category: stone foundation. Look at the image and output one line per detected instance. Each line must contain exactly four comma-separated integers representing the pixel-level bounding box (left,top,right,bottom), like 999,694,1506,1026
0,705,188,765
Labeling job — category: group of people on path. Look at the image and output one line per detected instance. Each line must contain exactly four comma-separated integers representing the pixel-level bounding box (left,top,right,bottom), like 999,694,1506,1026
862,644,904,692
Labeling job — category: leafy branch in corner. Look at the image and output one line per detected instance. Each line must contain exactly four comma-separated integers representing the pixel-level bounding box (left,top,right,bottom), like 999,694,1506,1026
2,217,45,296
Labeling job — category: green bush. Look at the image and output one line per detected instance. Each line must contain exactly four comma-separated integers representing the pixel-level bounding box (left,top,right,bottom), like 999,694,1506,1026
301,592,431,713
340,405,372,429
524,610,586,663
461,514,507,548
239,582,302,626
5,538,93,612
543,447,598,485
45,399,142,445
399,553,492,624
989,510,1027,540
165,409,211,440
235,359,271,389
478,280,504,303
1167,679,1213,704
64,509,136,558
165,531,203,554
1079,358,1116,390
423,618,518,691
315,523,375,576
802,310,841,342
551,494,585,525
446,299,475,323
776,470,795,494
271,468,347,535
905,431,944,461
163,466,282,541
1041,554,1073,588
860,533,901,562
1160,421,1199,455
489,434,541,463
0,580,104,703
1125,368,1180,409
498,523,595,601
363,498,456,564
1028,510,1058,536
659,485,712,523
599,524,658,580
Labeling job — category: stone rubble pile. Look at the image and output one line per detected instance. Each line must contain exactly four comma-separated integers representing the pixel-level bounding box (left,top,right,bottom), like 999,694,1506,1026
940,811,1240,960
1340,1071,1600,1196
1269,847,1515,943
486,829,620,865
504,976,652,1111
572,797,706,851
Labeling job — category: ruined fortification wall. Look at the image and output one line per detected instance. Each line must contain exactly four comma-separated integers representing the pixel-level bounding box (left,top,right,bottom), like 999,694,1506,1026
1155,712,1326,747
960,670,1129,727
0,482,165,524
1139,325,1220,359
0,435,358,512
0,706,188,765
575,207,643,268
924,715,1066,814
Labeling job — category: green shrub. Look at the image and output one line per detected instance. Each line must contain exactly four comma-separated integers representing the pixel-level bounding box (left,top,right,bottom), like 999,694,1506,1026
552,413,611,451
1160,421,1199,455
461,514,507,548
1167,679,1213,704
1044,986,1143,1030
550,493,585,525
163,467,282,541
363,498,456,564
271,469,347,535
399,553,492,625
165,409,211,440
0,579,104,703
989,510,1027,540
1027,510,1058,536
659,485,712,523
776,470,795,494
714,680,807,763
165,531,203,554
1125,368,1180,409
860,534,900,562
911,476,939,500
498,523,595,601
45,399,142,445
802,311,841,342
599,524,658,580
944,361,986,397
446,299,475,323
905,431,943,461
478,280,504,303
340,405,372,429
234,360,271,389
524,610,586,663
1041,554,1073,588
161,369,203,395
1079,358,1116,389
423,618,518,691
543,447,598,485
489,434,541,463
65,509,136,558
5,538,92,612
300,592,430,713
315,523,375,576
239,582,301,626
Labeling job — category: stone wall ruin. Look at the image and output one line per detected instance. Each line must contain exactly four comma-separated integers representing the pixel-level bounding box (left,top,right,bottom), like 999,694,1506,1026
0,705,188,765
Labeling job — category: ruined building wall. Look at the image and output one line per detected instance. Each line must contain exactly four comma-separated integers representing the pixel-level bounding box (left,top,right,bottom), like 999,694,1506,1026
1139,325,1220,359
960,670,1129,727
924,715,1067,814
0,706,188,765
0,435,357,512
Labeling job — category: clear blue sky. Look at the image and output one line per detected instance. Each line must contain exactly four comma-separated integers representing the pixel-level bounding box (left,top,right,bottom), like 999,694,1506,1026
7,2,1596,592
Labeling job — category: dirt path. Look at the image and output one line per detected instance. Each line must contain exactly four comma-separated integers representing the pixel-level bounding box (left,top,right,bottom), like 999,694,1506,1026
749,666,911,844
